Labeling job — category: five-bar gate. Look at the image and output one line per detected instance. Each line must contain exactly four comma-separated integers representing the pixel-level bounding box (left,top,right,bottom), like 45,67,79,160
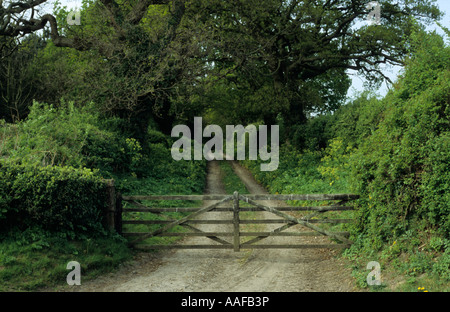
117,192,359,251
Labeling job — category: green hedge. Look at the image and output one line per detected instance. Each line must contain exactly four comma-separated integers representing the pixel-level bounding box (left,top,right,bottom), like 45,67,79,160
0,159,107,237
0,100,147,177
347,30,450,242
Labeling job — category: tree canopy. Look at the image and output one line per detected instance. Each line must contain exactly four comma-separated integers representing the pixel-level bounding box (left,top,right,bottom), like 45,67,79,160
0,0,444,137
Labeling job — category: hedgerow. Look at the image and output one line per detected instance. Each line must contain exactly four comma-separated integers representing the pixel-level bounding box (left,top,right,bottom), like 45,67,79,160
0,159,107,237
241,29,450,286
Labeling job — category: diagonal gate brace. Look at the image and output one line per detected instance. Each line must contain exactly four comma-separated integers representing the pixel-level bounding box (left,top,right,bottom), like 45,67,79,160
181,224,232,246
129,195,233,246
239,195,353,245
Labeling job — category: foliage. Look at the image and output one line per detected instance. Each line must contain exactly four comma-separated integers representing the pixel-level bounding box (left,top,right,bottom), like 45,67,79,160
115,145,207,197
49,0,202,137
241,29,450,289
348,30,450,244
432,245,450,281
193,0,441,131
290,114,335,151
29,39,102,109
1,0,444,141
1,100,146,176
0,98,208,235
218,161,249,195
0,159,107,236
118,139,207,248
0,34,44,122
0,100,207,290
0,0,448,292
330,92,385,148
317,137,354,186
241,144,350,196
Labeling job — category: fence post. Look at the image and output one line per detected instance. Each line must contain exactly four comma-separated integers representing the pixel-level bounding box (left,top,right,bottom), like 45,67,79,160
233,191,240,252
115,192,123,235
104,179,116,231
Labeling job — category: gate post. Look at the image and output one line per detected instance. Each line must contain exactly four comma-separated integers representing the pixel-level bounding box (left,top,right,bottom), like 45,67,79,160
115,192,123,235
233,191,240,252
104,179,116,231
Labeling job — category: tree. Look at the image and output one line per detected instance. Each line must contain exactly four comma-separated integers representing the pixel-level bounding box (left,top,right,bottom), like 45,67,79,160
1,0,195,139
0,0,443,137
0,34,44,121
187,0,442,130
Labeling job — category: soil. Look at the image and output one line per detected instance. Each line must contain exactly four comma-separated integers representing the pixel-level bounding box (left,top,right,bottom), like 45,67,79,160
54,161,359,292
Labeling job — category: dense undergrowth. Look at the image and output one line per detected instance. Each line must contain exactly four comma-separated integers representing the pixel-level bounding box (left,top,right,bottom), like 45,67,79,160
0,100,206,291
242,29,450,291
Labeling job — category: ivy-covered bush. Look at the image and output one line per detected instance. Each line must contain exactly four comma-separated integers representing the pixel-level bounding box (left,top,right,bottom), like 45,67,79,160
348,30,450,242
0,159,107,237
242,29,450,246
1,100,146,176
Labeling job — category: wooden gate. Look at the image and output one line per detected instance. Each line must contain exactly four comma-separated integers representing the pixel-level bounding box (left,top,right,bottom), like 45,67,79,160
117,192,359,251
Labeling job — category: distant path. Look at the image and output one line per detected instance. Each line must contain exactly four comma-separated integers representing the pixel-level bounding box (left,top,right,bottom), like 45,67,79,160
58,161,357,292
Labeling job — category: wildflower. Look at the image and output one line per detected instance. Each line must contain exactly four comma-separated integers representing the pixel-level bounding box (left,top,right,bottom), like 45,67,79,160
418,287,427,292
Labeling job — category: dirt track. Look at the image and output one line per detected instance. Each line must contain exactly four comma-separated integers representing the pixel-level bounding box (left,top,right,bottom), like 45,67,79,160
64,161,357,292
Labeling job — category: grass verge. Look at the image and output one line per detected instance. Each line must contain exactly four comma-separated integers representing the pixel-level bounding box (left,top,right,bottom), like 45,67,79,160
0,229,132,291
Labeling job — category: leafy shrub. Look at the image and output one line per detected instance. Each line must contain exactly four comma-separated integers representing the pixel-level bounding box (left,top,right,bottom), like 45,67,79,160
147,128,171,147
241,144,350,196
1,100,146,176
291,114,334,151
240,30,450,284
420,132,450,235
0,159,107,237
1,100,208,236
330,92,384,148
432,246,450,281
348,30,450,242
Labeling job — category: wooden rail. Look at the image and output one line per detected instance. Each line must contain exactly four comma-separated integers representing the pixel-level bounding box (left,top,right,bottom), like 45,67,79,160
121,194,359,201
